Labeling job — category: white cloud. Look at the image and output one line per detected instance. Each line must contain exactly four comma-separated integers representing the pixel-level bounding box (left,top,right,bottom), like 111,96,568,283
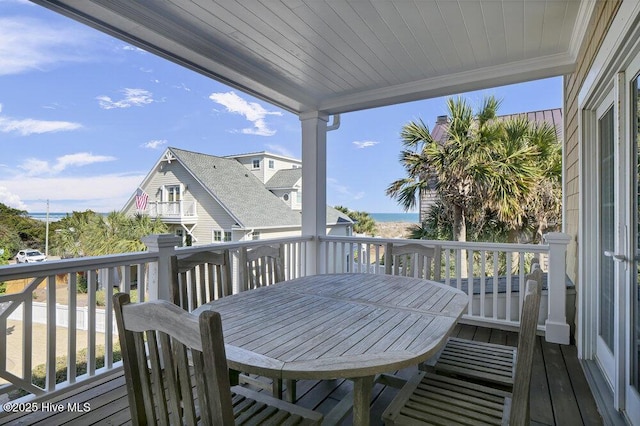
142,139,167,149
173,83,191,92
0,186,27,210
0,173,145,213
0,16,100,76
97,88,155,109
0,104,82,135
328,178,365,200
122,45,146,54
209,91,282,136
265,144,295,158
353,140,379,149
19,152,116,176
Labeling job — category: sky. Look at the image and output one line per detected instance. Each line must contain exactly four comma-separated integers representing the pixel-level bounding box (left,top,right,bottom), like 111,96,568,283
0,0,562,215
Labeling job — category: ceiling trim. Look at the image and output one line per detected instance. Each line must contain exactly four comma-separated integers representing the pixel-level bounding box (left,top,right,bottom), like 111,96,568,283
318,54,577,115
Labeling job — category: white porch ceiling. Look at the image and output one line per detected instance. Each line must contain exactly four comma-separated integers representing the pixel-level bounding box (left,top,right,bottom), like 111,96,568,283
33,0,594,115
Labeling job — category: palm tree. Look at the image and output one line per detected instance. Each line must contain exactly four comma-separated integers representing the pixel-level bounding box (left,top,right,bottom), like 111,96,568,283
334,206,377,236
387,96,502,245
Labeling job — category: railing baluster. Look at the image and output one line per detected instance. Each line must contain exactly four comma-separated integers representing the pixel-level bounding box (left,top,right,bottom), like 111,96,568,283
480,251,486,318
105,268,115,369
23,292,33,388
46,275,56,391
68,272,77,384
519,252,526,316
506,252,512,322
493,251,499,320
87,269,97,376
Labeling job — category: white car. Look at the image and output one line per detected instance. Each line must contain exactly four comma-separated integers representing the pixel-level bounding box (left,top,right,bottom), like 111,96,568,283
15,249,47,263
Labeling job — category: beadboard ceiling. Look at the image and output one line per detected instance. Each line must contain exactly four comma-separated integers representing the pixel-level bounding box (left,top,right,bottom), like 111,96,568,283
32,0,594,114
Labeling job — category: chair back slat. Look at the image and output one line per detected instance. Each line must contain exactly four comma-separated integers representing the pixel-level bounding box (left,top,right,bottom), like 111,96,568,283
509,278,543,425
170,250,231,311
242,244,284,290
113,293,235,425
385,243,442,280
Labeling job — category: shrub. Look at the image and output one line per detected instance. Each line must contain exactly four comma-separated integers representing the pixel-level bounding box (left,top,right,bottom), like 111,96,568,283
96,289,138,306
77,273,88,294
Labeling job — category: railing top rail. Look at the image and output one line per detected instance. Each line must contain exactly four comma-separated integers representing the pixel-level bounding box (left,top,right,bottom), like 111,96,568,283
174,235,314,255
0,251,159,281
318,235,551,253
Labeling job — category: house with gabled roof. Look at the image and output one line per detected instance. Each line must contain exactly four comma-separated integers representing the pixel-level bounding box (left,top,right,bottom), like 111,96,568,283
121,147,352,245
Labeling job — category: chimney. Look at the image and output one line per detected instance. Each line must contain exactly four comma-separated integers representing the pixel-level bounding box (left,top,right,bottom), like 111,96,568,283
436,115,449,124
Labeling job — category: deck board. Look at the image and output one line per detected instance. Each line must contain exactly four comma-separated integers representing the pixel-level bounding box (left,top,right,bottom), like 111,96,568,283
0,326,602,425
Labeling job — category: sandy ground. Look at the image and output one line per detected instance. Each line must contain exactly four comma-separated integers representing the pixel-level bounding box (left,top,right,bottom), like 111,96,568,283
374,221,415,239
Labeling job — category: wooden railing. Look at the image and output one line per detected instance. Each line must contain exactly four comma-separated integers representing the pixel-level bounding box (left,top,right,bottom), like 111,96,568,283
319,232,572,344
0,232,571,405
0,236,312,403
146,200,198,219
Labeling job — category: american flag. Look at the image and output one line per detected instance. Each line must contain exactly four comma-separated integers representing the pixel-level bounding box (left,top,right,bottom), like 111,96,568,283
135,188,149,211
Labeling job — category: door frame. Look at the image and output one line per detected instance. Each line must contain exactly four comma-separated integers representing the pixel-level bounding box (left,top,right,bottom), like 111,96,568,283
579,5,640,418
581,85,624,406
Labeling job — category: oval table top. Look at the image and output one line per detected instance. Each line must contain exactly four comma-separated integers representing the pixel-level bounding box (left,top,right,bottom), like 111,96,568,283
194,273,468,381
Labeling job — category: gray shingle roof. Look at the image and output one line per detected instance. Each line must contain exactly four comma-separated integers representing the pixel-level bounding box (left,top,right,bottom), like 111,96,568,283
168,147,351,228
265,168,302,189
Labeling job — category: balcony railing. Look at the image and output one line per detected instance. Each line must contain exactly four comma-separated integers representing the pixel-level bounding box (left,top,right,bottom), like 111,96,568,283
318,233,573,344
0,233,570,405
146,200,198,221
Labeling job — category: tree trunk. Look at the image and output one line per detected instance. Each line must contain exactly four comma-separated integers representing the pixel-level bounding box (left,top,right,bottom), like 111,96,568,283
452,205,468,278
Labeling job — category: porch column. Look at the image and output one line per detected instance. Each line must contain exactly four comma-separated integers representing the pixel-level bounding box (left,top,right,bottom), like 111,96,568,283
142,233,181,301
300,111,329,275
544,232,572,344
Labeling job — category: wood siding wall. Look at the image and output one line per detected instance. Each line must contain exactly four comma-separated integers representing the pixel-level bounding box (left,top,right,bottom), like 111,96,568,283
563,0,621,285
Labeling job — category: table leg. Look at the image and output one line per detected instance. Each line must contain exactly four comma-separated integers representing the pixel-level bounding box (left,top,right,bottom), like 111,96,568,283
353,376,374,426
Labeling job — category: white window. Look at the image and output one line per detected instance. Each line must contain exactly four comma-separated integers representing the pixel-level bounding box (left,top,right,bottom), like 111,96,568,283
296,191,302,203
252,159,260,169
165,185,181,202
213,230,232,242
252,231,260,240
268,159,275,169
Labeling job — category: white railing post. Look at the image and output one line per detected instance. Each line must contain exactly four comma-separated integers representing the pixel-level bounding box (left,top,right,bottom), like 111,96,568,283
142,234,181,301
543,232,572,344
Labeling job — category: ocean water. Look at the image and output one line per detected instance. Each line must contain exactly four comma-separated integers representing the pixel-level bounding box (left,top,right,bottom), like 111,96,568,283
29,213,69,222
370,212,419,223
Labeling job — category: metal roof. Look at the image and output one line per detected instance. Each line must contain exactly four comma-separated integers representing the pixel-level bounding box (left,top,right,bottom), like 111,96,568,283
31,0,593,115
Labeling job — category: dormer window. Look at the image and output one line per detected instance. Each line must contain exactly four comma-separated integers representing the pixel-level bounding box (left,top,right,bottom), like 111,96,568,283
252,159,260,169
268,159,275,169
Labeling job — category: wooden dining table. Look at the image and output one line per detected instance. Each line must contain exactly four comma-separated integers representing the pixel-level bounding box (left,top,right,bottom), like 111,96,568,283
193,273,467,425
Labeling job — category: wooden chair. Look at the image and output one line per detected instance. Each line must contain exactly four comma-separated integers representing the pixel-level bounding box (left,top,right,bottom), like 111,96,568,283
113,293,322,425
424,268,545,390
385,242,442,280
240,243,297,401
170,249,232,311
382,278,542,425
241,244,285,290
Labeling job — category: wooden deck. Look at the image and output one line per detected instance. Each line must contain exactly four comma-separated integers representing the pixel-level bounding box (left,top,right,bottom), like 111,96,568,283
0,324,602,425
